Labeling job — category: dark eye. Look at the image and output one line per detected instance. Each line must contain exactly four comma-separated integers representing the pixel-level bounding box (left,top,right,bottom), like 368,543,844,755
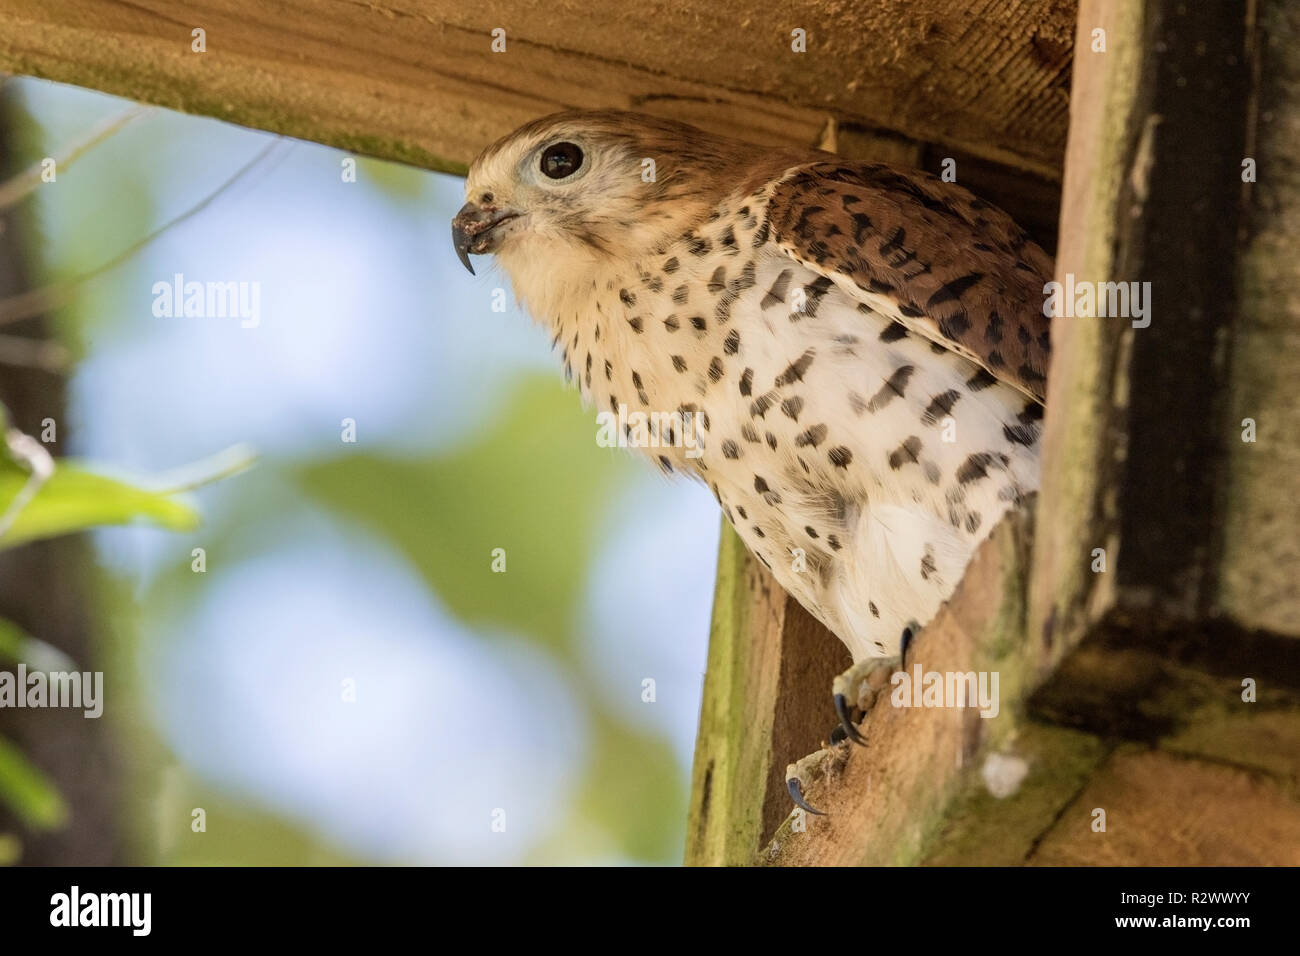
540,142,583,179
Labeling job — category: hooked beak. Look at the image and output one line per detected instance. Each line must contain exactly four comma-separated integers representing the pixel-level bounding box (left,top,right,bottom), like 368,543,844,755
451,201,521,275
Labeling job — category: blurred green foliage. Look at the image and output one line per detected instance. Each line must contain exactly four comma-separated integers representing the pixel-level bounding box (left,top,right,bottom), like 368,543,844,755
0,459,199,549
297,376,686,861
0,734,67,831
0,412,208,842
297,377,629,653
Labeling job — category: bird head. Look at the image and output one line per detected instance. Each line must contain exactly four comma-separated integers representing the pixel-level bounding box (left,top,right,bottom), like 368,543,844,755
451,111,808,277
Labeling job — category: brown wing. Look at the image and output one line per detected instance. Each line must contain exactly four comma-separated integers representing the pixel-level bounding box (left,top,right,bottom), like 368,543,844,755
765,162,1054,402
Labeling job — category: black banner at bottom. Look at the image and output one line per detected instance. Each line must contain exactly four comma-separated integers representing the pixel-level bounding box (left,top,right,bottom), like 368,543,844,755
0,864,1283,940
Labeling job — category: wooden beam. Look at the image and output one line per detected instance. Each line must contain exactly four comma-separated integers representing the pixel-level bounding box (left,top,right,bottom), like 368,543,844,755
1029,0,1300,659
1216,0,1300,636
0,0,1074,177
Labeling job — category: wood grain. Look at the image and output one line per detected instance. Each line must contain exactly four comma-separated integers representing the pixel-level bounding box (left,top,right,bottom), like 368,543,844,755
0,0,1074,176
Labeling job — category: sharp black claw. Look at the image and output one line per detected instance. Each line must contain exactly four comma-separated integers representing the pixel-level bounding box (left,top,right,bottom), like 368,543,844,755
900,626,915,671
787,775,825,816
829,724,847,745
834,692,867,746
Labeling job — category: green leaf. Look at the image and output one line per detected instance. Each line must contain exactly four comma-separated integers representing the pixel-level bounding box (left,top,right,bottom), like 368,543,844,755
0,736,68,830
0,460,200,549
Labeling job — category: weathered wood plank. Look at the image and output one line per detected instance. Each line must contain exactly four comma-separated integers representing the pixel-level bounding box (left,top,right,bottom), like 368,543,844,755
1028,0,1300,664
1028,747,1300,865
684,526,779,866
1026,634,1300,865
1216,0,1300,635
0,0,1074,177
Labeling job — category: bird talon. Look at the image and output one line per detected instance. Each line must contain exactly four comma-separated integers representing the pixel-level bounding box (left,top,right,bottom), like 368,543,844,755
786,773,825,816
900,625,916,671
833,692,867,746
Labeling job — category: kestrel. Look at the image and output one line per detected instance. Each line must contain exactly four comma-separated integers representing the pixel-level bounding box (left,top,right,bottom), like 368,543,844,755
453,111,1051,809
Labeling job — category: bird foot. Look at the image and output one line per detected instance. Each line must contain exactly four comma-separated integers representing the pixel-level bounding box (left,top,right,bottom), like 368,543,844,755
829,655,899,746
785,745,849,817
831,625,914,746
786,626,915,815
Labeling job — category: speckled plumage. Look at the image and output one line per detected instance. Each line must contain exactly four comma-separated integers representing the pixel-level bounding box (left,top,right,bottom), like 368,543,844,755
455,111,1050,663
